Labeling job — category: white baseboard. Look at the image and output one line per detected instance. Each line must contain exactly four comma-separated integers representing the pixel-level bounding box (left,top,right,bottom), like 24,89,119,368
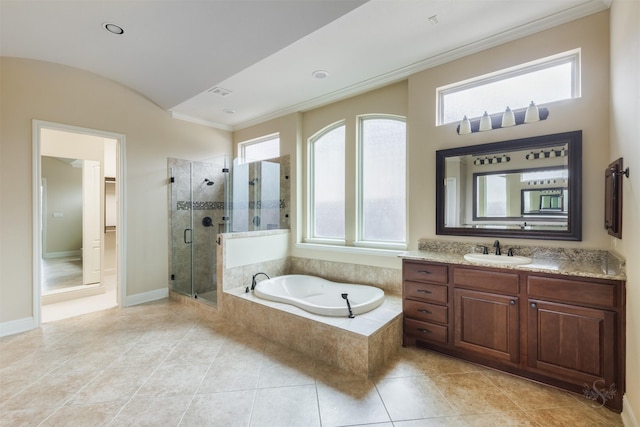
0,317,36,337
123,287,168,307
623,395,639,427
43,250,81,259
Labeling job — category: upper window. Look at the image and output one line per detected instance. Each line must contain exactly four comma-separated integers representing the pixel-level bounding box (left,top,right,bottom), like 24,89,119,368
239,133,280,162
358,116,406,244
309,123,345,240
437,49,581,125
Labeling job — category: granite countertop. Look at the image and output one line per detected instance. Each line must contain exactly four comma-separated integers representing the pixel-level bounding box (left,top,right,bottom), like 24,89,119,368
401,240,626,281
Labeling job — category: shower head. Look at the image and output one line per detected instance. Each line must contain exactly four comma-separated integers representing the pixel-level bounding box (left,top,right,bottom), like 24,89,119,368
204,179,214,186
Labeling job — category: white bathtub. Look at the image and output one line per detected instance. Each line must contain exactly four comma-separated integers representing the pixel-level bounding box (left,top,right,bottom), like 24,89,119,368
253,274,384,317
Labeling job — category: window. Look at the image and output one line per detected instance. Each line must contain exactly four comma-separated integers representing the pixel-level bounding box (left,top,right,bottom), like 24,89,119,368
437,49,580,125
239,133,280,162
307,116,407,248
309,123,345,240
358,116,406,243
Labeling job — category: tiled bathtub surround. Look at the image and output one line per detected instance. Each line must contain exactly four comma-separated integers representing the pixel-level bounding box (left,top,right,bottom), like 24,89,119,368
223,287,402,378
414,239,626,280
216,230,403,378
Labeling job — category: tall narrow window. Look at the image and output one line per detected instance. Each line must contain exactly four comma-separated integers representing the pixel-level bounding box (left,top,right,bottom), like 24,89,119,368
359,116,406,244
309,123,345,240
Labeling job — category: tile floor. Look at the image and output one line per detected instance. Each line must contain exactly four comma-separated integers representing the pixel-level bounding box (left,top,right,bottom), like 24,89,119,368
0,299,624,427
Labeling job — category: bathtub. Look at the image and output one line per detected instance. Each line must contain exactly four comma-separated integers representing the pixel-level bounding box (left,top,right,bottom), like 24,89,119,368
253,274,384,317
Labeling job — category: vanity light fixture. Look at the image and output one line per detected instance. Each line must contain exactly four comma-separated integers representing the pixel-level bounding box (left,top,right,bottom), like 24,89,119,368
501,107,516,127
478,111,492,131
524,101,540,123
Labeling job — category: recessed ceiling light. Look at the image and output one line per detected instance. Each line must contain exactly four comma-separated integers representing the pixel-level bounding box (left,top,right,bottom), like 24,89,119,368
428,15,439,25
223,109,236,114
312,70,329,79
103,23,124,35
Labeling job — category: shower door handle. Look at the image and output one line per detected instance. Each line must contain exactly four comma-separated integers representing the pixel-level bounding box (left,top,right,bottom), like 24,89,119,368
183,228,192,244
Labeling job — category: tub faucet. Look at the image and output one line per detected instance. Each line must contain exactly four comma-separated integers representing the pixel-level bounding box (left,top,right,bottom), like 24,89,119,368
493,240,501,256
250,272,270,291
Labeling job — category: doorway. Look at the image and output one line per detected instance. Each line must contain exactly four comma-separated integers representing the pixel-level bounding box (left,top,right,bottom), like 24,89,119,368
33,120,125,324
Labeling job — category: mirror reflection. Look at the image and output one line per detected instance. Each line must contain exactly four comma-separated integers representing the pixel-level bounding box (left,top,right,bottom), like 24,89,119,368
436,131,582,240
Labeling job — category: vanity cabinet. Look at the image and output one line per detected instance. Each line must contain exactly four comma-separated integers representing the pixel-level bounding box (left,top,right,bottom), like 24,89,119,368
402,258,625,412
402,261,450,346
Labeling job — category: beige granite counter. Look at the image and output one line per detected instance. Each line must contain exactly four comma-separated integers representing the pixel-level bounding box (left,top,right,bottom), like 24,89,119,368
400,240,626,281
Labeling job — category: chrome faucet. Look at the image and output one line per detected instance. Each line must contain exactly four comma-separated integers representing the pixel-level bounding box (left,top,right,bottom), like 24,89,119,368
493,240,501,256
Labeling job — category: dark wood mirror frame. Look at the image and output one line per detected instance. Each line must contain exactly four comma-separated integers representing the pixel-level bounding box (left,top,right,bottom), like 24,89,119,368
436,131,582,241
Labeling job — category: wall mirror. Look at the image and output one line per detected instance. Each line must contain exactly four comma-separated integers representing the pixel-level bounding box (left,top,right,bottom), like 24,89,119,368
436,131,582,240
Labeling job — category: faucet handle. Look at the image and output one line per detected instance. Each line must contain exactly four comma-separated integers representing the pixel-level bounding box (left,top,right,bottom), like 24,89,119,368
475,245,489,254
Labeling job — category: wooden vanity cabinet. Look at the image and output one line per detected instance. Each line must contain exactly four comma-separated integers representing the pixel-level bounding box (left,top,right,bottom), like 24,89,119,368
453,267,520,364
402,258,626,412
402,261,450,346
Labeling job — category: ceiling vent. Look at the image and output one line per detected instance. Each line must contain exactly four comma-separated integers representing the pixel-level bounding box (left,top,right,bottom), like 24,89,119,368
208,87,232,97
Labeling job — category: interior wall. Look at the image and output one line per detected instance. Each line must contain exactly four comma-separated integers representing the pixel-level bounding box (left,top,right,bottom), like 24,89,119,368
408,10,610,250
609,0,640,421
41,157,82,255
0,57,232,326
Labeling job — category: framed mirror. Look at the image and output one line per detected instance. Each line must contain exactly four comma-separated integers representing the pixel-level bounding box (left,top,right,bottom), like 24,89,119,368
436,131,582,240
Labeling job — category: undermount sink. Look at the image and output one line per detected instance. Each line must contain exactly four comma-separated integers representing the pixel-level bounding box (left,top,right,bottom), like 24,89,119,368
463,253,532,265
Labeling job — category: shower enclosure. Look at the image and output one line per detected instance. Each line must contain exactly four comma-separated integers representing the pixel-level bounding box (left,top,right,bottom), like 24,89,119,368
168,157,230,304
168,155,289,305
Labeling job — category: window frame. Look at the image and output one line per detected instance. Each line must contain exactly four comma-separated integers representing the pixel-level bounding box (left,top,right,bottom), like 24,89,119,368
238,133,280,162
306,121,346,245
436,49,581,125
355,114,407,249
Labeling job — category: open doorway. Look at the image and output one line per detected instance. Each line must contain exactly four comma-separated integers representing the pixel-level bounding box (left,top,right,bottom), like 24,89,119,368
33,120,125,323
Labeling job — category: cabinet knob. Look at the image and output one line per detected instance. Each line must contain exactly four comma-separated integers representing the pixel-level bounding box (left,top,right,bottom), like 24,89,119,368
417,328,432,334
510,300,516,305
530,303,537,308
417,289,432,294
418,309,432,314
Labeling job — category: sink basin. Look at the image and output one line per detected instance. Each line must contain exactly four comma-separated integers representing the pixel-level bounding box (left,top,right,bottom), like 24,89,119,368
463,253,532,265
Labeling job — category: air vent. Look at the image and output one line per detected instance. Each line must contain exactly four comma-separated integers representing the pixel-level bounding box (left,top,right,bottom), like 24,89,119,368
208,87,232,97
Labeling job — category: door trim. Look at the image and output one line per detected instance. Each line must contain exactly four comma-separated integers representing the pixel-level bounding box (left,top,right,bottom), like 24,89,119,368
32,120,127,327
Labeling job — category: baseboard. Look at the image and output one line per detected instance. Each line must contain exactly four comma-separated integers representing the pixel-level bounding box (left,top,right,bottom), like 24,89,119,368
0,317,36,337
123,287,168,307
43,250,81,259
623,395,639,427
42,283,105,305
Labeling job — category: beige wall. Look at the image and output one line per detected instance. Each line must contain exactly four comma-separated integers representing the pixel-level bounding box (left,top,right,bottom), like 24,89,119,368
0,57,232,324
610,0,640,422
408,11,610,250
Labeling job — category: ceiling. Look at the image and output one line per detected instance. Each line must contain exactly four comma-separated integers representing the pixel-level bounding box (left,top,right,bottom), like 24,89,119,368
0,0,610,131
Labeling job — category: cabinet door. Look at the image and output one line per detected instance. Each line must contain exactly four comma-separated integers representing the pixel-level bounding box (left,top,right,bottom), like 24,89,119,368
454,289,519,363
527,300,615,386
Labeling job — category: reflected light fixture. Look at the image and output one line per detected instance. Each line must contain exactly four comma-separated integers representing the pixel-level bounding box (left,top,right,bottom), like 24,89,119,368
501,106,516,127
524,101,540,123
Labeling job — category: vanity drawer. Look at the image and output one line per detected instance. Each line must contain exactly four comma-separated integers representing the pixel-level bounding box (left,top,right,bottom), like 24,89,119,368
403,261,448,284
404,300,448,324
453,267,519,295
404,318,448,344
404,281,448,304
527,276,616,308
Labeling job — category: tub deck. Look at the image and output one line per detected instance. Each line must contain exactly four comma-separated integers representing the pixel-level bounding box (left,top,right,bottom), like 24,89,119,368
223,286,403,378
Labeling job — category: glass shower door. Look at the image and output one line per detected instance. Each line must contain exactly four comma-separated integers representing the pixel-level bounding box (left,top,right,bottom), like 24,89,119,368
169,161,193,296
